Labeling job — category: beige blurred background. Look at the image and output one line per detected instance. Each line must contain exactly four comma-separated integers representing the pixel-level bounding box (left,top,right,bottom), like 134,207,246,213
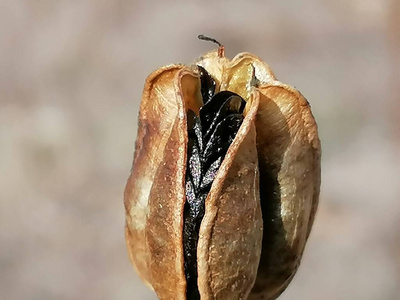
1,1,400,299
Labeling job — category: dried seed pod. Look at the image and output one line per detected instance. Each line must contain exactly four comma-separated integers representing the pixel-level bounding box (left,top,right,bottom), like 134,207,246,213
124,41,321,300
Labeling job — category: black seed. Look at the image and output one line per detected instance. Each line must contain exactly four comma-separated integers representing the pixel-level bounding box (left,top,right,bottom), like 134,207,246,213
203,114,244,165
199,156,222,192
202,95,245,141
187,110,203,153
198,65,216,104
183,68,246,300
199,91,239,133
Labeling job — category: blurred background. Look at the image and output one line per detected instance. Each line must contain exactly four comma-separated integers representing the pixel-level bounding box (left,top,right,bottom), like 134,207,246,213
1,1,399,299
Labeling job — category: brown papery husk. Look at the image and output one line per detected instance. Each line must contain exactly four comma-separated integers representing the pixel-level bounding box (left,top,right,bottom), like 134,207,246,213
248,83,321,300
124,66,202,300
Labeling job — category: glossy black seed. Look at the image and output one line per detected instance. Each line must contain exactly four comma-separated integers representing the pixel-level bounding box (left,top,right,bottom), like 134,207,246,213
202,95,245,141
199,156,222,192
183,69,246,300
187,111,202,189
200,91,239,133
187,110,203,153
202,114,244,167
198,66,216,104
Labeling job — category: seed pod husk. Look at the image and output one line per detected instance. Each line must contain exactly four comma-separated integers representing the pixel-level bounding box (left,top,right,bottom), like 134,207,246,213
124,48,321,300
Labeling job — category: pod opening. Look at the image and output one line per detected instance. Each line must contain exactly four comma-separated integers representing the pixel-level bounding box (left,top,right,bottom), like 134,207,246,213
183,66,246,300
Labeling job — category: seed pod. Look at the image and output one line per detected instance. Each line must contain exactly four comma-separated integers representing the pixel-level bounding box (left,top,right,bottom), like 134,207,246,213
124,42,321,300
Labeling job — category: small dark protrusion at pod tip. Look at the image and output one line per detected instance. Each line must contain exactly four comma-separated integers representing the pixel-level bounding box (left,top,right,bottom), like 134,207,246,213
198,34,225,58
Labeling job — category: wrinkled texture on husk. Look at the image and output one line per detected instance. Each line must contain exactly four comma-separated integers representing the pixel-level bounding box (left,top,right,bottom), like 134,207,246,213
124,49,321,300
